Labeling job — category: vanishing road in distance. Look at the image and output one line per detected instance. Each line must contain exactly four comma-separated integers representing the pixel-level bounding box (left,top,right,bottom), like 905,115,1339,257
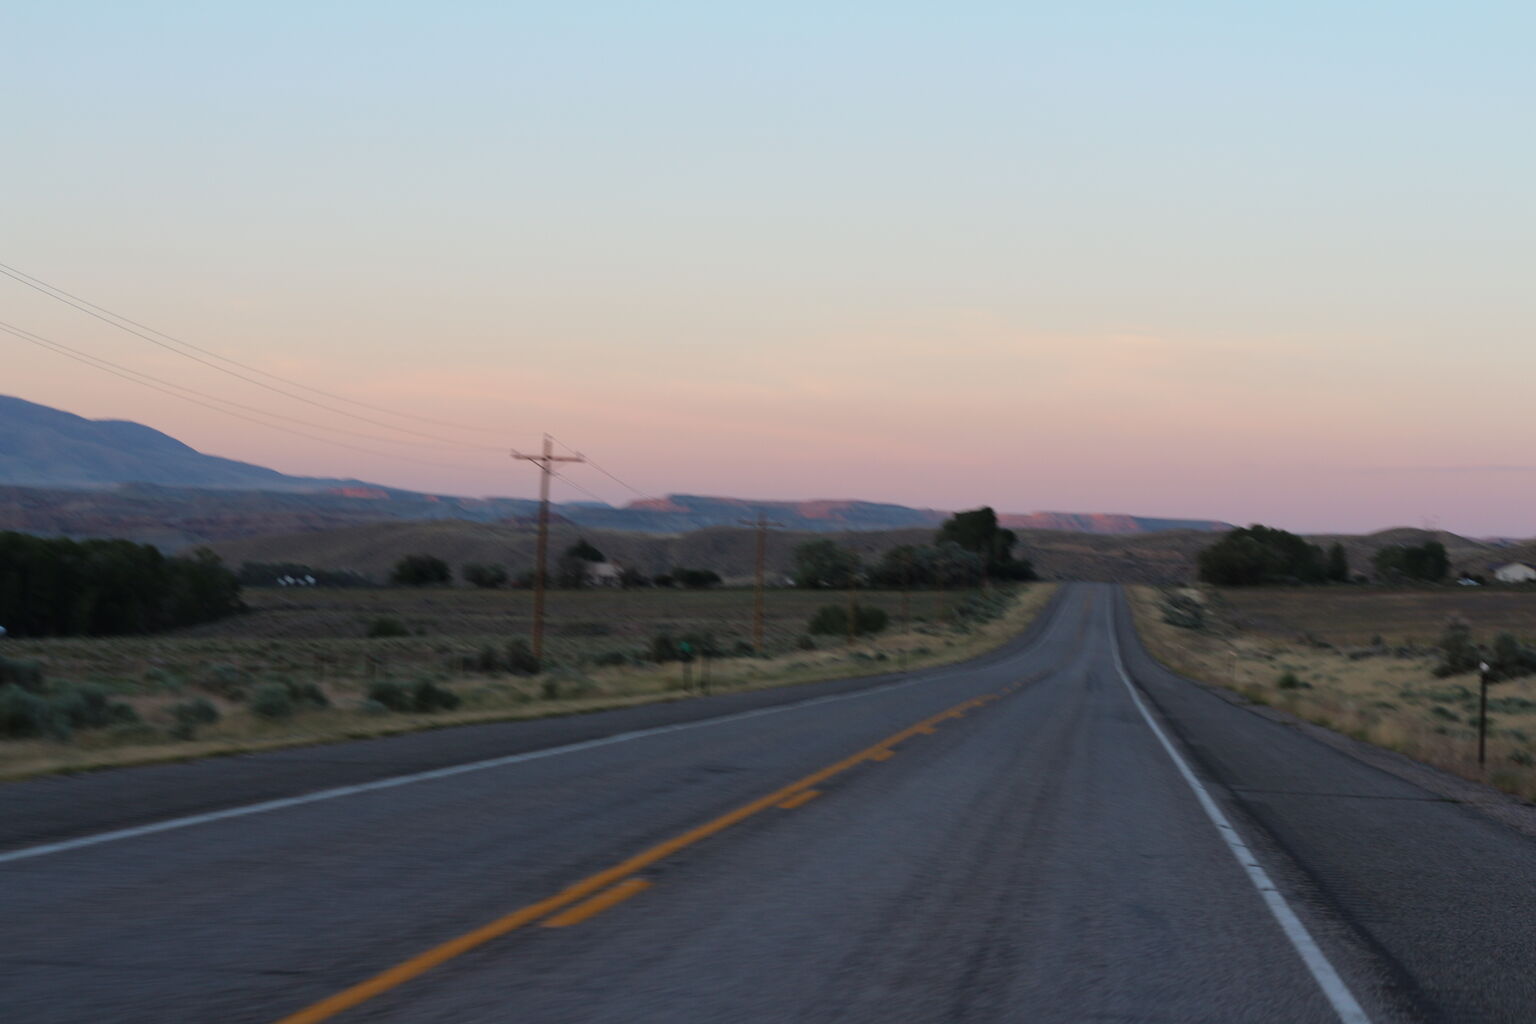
3,584,1534,1022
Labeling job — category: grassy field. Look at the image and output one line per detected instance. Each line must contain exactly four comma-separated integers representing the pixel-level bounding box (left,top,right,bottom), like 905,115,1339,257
1130,585,1536,800
0,583,1056,779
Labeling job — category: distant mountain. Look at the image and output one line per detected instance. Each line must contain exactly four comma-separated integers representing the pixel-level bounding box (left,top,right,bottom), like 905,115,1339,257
0,396,1231,546
0,394,366,491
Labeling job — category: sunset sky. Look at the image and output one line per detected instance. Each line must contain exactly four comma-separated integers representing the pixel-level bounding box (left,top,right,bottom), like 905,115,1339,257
5,2,1533,535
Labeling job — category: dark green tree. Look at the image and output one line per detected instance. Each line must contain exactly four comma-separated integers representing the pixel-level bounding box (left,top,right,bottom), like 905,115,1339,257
1196,525,1326,586
792,540,862,588
935,507,1035,580
1326,543,1350,583
461,563,509,589
1373,541,1449,583
390,554,452,586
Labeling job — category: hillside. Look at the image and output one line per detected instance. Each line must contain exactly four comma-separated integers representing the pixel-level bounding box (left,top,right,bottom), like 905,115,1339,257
0,394,365,491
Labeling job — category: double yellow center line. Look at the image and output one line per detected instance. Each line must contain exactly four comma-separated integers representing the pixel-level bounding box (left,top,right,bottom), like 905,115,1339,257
277,687,1017,1023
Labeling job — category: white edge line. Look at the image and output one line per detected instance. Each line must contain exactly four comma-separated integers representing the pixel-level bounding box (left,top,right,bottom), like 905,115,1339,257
0,660,968,866
1108,603,1372,1024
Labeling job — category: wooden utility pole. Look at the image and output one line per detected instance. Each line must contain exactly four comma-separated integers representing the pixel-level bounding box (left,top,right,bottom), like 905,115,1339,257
512,435,584,664
739,514,783,654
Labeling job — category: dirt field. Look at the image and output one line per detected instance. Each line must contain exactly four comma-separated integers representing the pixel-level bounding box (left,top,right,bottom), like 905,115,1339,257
1210,586,1536,647
1131,585,1536,800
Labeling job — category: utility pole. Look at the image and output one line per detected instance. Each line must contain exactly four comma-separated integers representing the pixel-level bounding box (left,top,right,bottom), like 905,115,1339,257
512,435,584,665
739,514,784,655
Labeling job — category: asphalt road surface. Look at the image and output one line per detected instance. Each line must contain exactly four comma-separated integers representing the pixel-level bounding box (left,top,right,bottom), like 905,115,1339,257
2,583,1534,1022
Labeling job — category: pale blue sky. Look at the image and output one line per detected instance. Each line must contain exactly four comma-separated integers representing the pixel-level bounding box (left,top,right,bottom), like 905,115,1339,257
4,3,1533,533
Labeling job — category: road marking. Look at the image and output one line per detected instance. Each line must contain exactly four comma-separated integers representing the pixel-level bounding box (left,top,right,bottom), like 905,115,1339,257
1108,606,1372,1024
777,789,822,810
542,878,652,928
0,663,989,867
868,749,896,761
272,691,1002,1023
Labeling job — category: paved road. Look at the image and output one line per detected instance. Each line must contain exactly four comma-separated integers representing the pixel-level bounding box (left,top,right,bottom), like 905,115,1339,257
2,584,1533,1022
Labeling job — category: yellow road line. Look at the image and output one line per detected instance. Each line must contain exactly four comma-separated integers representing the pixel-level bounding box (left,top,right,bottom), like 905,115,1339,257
777,789,822,810
274,690,1003,1024
541,878,652,928
868,749,895,761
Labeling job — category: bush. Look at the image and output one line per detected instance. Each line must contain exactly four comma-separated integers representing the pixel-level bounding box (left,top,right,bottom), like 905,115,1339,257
505,639,540,675
671,567,722,589
462,563,509,589
366,678,459,713
650,633,682,662
53,684,139,730
169,697,220,739
797,635,817,651
366,617,411,639
592,650,632,667
0,655,45,692
250,683,296,719
198,663,250,700
1434,619,1482,677
806,604,890,637
0,684,68,739
390,554,452,587
1276,672,1310,690
1161,593,1205,630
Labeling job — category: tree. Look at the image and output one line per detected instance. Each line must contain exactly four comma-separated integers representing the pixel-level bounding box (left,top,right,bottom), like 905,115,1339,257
792,540,862,588
671,567,722,588
390,554,451,586
0,532,242,636
935,507,1035,580
557,539,606,588
1326,543,1350,583
1373,541,1449,583
1197,525,1326,586
461,563,509,589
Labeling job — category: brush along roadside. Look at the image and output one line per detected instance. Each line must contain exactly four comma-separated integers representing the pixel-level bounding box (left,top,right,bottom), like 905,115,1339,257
0,584,1055,781
1128,585,1536,801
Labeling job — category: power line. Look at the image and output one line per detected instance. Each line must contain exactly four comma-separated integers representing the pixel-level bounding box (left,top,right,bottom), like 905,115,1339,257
0,259,504,445
549,434,659,502
1,319,500,453
3,321,496,474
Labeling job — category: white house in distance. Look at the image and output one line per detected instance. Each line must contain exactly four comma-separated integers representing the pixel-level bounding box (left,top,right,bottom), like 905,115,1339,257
1492,561,1536,584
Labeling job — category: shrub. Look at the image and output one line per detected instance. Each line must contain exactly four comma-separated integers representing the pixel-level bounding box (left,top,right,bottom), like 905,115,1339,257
469,645,502,673
505,639,540,675
53,684,139,730
650,633,682,662
461,563,509,589
1433,619,1482,677
797,635,817,651
366,680,411,712
1276,672,1309,690
169,697,220,739
592,650,631,667
0,655,45,692
366,617,410,639
250,683,296,719
198,663,250,700
283,680,329,709
1161,593,1205,630
0,684,68,739
806,604,889,637
390,554,452,586
671,567,722,588
366,678,459,713
410,679,460,712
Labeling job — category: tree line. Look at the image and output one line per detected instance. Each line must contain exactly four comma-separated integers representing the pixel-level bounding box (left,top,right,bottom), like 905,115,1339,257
1197,524,1450,586
0,532,242,637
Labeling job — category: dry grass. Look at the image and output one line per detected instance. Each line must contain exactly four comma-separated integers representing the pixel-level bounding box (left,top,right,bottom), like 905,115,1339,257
0,584,1056,779
1129,586,1536,801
